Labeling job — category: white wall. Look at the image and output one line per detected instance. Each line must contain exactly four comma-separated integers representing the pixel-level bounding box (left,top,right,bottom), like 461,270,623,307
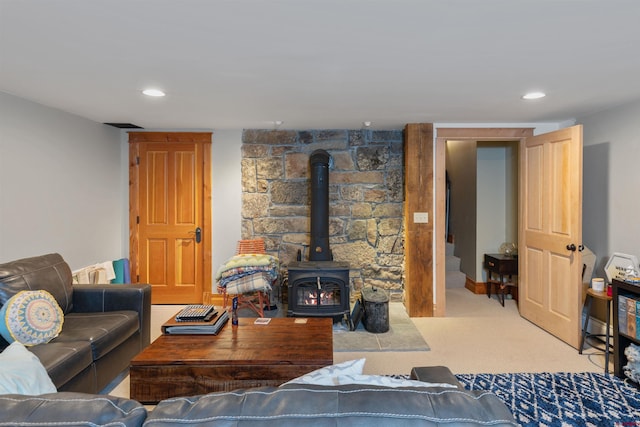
579,99,640,275
476,144,508,281
0,92,123,269
505,143,519,244
210,130,242,273
445,140,477,278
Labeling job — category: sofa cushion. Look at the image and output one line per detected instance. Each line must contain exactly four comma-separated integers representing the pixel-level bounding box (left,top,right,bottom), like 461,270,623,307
146,384,518,426
0,253,74,314
0,392,147,427
0,290,64,345
54,311,139,360
0,341,57,395
28,340,94,388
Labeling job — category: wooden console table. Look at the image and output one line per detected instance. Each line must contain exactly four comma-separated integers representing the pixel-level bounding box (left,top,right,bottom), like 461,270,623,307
484,253,518,306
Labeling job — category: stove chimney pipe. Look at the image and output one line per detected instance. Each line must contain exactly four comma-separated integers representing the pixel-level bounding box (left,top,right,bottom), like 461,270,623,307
309,149,332,261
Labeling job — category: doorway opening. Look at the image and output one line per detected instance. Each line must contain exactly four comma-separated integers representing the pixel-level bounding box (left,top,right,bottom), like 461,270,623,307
434,128,533,316
444,140,519,295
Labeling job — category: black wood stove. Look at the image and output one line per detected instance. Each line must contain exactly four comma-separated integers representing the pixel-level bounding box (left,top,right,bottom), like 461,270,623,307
287,149,351,320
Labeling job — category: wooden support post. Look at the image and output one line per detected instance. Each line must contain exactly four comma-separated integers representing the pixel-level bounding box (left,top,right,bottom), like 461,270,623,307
403,124,434,317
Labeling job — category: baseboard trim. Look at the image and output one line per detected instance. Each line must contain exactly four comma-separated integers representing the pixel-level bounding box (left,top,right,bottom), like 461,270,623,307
465,277,486,294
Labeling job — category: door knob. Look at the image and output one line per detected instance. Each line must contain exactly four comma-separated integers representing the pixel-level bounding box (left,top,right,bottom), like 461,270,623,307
566,244,577,252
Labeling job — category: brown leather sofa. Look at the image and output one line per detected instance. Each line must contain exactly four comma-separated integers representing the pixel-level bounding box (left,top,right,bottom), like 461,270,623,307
0,253,151,393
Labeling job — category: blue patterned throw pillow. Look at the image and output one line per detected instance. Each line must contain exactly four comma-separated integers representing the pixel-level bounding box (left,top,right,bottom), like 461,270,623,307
0,290,63,346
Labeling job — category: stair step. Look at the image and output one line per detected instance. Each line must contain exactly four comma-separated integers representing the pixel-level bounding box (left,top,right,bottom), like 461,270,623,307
446,255,461,271
446,270,467,288
446,242,455,256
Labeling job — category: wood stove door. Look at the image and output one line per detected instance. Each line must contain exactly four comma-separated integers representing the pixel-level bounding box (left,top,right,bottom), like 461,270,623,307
290,278,347,315
296,280,341,307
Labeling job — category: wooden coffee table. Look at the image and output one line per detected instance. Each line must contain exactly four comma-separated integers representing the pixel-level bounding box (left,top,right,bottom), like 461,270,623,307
129,317,333,404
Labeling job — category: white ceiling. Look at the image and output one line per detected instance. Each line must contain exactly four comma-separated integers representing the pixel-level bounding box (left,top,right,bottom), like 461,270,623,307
2,0,640,130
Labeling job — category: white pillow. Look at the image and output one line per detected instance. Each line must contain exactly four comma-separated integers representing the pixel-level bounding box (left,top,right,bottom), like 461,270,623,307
285,358,366,386
332,374,457,388
0,341,57,395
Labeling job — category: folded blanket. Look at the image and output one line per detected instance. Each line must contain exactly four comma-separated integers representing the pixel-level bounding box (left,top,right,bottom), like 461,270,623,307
224,272,273,294
215,254,278,280
218,267,278,288
219,265,276,281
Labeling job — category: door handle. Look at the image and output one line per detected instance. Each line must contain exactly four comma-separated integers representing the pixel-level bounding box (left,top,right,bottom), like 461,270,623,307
194,227,202,244
566,243,585,252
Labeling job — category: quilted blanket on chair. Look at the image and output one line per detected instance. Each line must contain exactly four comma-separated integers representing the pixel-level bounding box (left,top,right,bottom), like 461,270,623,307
224,272,273,294
216,254,279,289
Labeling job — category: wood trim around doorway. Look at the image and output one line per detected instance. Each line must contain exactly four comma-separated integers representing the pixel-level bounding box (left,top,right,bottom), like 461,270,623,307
434,127,533,316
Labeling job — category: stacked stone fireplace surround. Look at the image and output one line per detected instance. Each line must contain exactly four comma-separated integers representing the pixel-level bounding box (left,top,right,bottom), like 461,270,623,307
241,129,404,303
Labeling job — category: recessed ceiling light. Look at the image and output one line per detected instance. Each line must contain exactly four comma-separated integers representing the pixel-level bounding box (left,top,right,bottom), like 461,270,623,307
522,92,546,100
142,89,166,97
363,121,372,127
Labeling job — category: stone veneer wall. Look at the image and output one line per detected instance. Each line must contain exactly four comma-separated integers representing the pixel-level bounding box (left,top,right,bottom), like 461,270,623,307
241,129,404,299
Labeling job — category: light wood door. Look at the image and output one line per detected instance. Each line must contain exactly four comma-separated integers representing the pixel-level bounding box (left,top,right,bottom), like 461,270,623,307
519,125,583,348
129,132,212,304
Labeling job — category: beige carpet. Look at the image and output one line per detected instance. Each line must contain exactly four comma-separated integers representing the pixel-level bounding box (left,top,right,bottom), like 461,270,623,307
333,302,429,351
108,286,608,398
334,287,608,376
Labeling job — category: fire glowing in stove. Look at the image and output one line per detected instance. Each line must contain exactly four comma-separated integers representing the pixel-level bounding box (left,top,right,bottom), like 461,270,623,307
301,289,336,306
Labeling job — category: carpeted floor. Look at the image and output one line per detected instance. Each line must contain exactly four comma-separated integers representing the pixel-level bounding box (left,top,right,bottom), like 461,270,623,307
455,372,640,427
333,302,430,352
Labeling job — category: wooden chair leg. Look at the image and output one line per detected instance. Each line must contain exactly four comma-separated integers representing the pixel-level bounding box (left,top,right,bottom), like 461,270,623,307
238,291,265,317
217,286,230,310
255,291,265,317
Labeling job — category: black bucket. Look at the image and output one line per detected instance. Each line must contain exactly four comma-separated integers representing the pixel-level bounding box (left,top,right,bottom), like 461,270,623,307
361,287,389,333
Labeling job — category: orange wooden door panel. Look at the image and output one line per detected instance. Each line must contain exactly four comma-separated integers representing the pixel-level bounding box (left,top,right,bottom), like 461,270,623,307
130,132,212,304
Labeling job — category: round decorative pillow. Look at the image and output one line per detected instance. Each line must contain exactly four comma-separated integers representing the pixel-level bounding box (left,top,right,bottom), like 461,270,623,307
0,290,64,346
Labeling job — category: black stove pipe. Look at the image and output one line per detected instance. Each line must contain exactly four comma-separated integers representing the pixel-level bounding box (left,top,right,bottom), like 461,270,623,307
309,149,332,261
